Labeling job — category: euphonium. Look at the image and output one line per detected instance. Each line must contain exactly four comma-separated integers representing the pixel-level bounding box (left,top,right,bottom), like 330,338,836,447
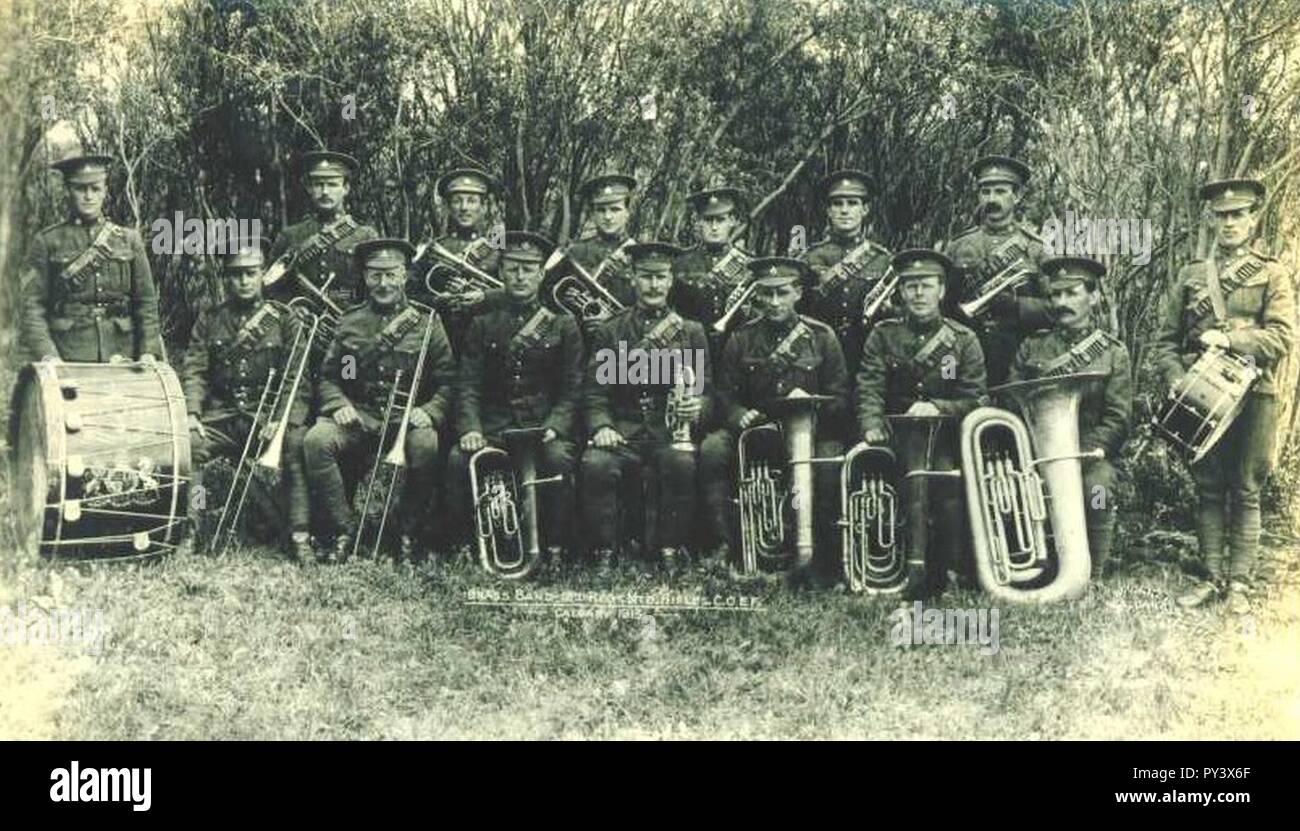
737,423,787,575
352,301,439,560
666,364,698,451
839,443,901,593
960,372,1105,603
470,427,562,579
212,304,321,552
540,247,625,325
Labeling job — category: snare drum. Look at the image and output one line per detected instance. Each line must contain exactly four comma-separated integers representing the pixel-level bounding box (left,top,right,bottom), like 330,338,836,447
1153,347,1259,464
8,361,191,559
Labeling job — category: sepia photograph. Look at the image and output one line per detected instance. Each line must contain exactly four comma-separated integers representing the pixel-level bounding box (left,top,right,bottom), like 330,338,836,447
0,0,1296,756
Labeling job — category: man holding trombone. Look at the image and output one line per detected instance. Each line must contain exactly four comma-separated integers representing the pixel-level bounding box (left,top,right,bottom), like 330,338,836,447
304,238,456,562
180,237,313,560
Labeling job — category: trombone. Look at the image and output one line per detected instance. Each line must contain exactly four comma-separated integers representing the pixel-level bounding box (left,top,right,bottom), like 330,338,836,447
351,301,439,560
211,306,322,552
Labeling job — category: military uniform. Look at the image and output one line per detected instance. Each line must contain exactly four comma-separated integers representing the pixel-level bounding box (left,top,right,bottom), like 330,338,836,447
857,250,988,593
700,259,849,571
1008,257,1132,578
1151,180,1296,598
412,169,505,352
304,240,456,553
942,156,1050,385
267,152,378,310
581,243,712,556
20,155,163,363
182,296,311,541
448,233,583,550
797,171,893,380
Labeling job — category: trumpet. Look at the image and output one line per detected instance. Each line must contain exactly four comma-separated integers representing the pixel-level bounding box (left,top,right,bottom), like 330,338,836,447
959,263,1034,319
540,247,625,325
211,305,321,551
471,427,563,579
860,267,898,323
422,240,504,302
351,301,439,560
961,372,1105,603
666,364,698,451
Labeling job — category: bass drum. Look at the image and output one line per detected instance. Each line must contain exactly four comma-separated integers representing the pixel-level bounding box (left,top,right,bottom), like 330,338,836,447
1153,347,1259,464
8,361,191,560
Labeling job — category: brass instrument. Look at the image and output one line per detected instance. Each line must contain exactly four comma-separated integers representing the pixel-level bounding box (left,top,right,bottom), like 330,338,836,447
665,364,698,451
470,427,563,579
591,237,635,284
539,247,625,325
818,238,889,294
706,246,751,289
860,266,898,323
352,301,438,560
713,281,759,333
961,372,1105,603
840,443,900,592
958,262,1034,319
212,305,321,552
735,389,838,574
421,240,504,302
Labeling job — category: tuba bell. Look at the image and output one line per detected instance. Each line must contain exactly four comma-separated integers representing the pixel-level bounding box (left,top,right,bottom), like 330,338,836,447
470,427,563,579
961,372,1105,603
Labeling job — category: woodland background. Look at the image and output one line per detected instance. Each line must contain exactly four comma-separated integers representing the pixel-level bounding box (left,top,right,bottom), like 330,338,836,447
2,0,1300,551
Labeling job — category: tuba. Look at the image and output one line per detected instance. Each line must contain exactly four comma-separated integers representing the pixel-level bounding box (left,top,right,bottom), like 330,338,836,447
840,415,962,595
961,372,1104,603
212,303,321,552
735,389,838,574
539,247,626,326
470,427,563,579
351,301,439,560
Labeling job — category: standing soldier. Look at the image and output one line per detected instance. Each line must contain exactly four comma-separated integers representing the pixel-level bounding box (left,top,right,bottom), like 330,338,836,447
797,169,892,381
857,249,987,596
1008,256,1132,580
942,155,1050,385
566,173,639,312
304,239,456,562
699,257,849,578
448,231,583,562
412,167,503,350
581,242,711,574
670,185,752,347
266,150,378,312
180,237,313,560
20,153,163,364
1152,179,1295,613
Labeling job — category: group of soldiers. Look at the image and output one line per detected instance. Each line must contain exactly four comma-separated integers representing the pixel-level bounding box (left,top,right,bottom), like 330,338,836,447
17,149,1295,611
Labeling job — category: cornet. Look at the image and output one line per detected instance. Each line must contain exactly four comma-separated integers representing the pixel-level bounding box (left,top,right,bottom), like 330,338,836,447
539,247,625,325
666,364,698,451
713,281,758,333
959,263,1034,319
422,241,504,302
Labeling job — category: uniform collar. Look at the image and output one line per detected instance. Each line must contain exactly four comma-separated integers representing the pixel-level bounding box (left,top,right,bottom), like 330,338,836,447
763,314,799,336
982,219,1015,237
316,210,349,226
829,228,864,247
1214,243,1248,264
599,231,629,246
906,313,943,334
1057,323,1092,344
451,226,479,241
228,296,261,314
369,297,408,318
69,213,104,228
636,303,670,325
508,297,541,317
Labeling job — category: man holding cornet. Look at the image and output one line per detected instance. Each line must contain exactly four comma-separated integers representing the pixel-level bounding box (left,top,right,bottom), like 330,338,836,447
305,239,456,563
181,237,313,559
857,249,987,595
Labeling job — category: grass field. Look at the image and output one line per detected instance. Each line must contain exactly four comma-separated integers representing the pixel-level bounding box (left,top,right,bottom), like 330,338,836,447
2,535,1297,740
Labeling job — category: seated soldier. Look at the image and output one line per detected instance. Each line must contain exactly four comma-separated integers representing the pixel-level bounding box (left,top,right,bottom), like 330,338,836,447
447,231,583,565
180,237,312,560
304,238,455,562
